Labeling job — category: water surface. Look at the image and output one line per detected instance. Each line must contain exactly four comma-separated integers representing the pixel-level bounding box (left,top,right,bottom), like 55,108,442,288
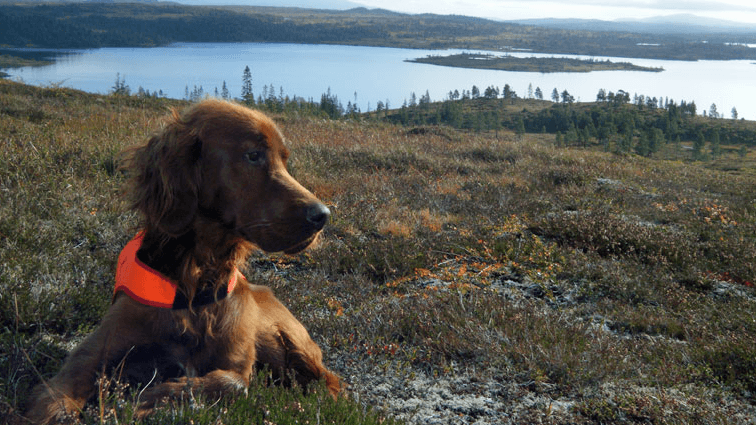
5,43,754,120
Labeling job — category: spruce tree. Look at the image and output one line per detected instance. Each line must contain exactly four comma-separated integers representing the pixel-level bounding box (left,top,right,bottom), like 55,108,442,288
710,131,721,157
535,87,543,100
515,117,526,139
241,66,253,104
693,131,706,161
221,81,230,100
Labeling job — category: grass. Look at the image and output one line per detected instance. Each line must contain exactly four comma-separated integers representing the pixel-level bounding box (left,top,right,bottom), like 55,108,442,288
1,79,756,423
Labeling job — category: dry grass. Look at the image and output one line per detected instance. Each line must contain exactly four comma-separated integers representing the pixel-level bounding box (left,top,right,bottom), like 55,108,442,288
2,79,756,424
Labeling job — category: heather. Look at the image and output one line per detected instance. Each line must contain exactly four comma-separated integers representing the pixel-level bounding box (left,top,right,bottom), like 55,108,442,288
1,79,755,424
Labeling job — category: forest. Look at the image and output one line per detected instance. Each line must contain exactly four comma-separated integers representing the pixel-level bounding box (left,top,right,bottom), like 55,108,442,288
0,3,385,48
381,86,756,159
1,3,756,61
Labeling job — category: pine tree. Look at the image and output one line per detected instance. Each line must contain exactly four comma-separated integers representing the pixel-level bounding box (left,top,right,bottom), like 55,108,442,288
709,103,719,119
596,88,606,102
635,134,650,157
535,87,543,100
320,87,342,119
710,131,721,157
112,73,130,96
620,131,633,153
560,90,574,104
492,110,501,138
693,131,706,161
515,117,526,138
241,66,253,104
221,81,230,100
648,128,664,155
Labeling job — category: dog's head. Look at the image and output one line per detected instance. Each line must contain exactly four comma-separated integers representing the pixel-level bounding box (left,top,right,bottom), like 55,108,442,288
125,99,329,254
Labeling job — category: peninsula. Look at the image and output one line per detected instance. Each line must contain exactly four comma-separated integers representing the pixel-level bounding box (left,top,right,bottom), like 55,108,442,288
408,53,665,73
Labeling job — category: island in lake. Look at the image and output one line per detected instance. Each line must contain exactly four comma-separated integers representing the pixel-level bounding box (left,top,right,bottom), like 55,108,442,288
407,53,665,73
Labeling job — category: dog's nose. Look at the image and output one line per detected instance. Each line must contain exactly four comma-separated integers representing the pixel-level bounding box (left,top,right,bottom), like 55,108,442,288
306,202,331,230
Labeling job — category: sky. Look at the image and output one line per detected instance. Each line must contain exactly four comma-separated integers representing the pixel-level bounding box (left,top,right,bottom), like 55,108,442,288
346,0,756,24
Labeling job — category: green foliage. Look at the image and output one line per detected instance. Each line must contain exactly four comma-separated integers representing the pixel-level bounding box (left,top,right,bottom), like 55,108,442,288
320,88,344,119
111,72,130,96
693,130,707,160
379,86,756,162
241,65,254,105
700,342,756,395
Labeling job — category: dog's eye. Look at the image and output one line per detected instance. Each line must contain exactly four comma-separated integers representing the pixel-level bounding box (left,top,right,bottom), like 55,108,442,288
244,151,265,166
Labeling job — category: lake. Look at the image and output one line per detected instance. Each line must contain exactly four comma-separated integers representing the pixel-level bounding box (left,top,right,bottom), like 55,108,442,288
4,43,755,120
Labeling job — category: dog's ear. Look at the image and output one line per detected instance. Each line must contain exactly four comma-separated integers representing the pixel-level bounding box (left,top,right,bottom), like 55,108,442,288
125,112,202,237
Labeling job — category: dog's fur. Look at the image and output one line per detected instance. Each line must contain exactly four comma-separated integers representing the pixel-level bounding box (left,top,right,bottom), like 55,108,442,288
26,99,339,424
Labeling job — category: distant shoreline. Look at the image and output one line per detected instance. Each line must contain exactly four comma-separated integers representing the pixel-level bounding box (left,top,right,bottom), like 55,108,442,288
1,3,755,62
0,54,54,70
407,53,665,73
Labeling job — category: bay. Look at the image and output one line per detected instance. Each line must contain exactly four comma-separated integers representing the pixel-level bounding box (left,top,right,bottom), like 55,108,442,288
4,42,755,120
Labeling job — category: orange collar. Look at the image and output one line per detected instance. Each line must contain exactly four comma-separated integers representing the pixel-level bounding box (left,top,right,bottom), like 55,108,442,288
114,232,238,309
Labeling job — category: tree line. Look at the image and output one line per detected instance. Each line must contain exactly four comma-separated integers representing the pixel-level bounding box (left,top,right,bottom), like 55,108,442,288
382,82,755,159
114,67,755,161
233,66,754,159
0,3,385,48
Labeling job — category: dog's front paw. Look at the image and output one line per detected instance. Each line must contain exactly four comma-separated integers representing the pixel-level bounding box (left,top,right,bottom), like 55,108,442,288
26,386,83,425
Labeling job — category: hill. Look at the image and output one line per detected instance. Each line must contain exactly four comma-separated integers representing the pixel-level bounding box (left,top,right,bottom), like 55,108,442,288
375,86,756,166
1,79,756,424
512,14,756,35
1,3,756,60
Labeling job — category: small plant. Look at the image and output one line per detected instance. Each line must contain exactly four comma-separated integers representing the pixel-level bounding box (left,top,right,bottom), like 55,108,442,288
112,73,131,96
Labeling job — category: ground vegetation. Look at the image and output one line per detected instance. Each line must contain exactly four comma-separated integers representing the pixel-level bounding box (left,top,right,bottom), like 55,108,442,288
1,80,755,424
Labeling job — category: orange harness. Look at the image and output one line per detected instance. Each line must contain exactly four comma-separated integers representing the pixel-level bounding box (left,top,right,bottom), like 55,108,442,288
114,232,237,309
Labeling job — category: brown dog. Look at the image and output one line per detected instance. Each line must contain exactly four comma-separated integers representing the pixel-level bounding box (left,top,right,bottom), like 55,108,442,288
26,99,339,424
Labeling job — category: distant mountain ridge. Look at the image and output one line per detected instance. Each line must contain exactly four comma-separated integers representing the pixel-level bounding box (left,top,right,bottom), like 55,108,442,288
181,0,362,9
0,0,363,8
509,14,756,35
1,2,755,60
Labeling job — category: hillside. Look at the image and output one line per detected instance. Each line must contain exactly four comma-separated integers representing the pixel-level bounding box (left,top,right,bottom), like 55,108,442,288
1,80,756,424
511,14,756,35
1,3,756,60
374,87,756,166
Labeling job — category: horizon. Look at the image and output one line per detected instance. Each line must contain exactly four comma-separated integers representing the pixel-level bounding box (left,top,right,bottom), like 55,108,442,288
170,0,756,25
